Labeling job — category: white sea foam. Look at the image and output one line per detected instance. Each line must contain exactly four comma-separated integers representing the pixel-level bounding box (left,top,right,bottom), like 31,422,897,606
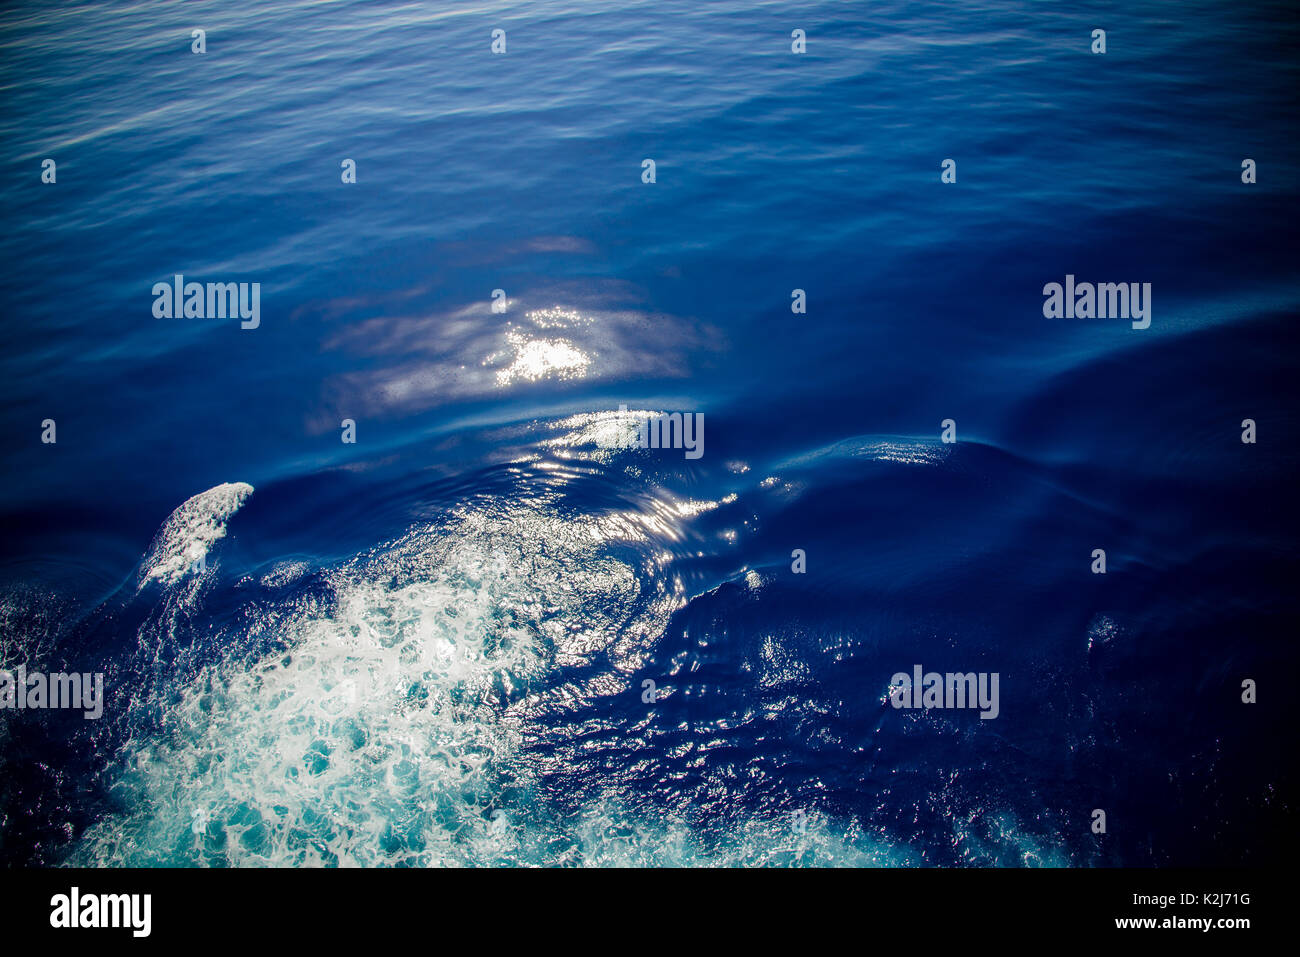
79,467,1053,867
80,494,681,866
138,482,253,588
259,559,311,589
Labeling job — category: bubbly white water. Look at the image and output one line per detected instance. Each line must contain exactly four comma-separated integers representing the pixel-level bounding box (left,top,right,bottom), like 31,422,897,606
138,482,254,588
80,490,686,866
74,469,1068,867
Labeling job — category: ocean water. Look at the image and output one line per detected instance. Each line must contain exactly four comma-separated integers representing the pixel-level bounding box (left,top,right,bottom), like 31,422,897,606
0,0,1297,867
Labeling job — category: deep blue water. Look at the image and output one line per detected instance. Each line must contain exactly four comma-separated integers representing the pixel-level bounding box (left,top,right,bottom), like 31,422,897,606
1,0,1297,866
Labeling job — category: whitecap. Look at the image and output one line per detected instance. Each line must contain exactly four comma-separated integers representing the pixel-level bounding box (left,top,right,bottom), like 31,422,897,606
137,482,253,589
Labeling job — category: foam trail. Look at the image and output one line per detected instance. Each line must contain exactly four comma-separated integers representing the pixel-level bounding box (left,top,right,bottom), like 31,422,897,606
78,496,678,866
137,482,253,588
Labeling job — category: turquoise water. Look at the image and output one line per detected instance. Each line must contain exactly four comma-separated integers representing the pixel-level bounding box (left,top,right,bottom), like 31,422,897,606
0,0,1297,866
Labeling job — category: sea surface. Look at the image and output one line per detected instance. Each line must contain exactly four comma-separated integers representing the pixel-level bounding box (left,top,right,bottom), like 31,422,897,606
1,0,1297,866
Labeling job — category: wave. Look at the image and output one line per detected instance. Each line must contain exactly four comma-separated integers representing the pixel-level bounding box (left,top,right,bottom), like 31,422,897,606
77,480,682,866
137,482,254,589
